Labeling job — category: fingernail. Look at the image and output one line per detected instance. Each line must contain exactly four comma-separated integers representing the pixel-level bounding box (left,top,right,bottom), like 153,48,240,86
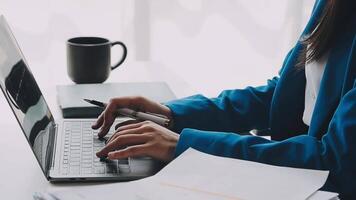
97,131,103,138
98,127,105,136
100,157,109,162
96,151,103,157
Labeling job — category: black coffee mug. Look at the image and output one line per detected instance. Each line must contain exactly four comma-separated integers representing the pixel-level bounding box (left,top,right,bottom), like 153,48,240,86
67,37,127,84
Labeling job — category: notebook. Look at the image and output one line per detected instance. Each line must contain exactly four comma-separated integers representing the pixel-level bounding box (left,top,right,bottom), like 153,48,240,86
57,82,176,118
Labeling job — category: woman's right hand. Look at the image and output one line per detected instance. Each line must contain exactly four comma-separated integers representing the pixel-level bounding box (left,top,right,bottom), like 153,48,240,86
92,96,173,138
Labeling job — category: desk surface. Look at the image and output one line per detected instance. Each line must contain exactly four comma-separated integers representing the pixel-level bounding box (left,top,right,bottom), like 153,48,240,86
0,61,195,199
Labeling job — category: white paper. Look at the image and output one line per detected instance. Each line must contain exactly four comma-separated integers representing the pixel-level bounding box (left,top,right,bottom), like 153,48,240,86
142,148,330,200
37,148,332,200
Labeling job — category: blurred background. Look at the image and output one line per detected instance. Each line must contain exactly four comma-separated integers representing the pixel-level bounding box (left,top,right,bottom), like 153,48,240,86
0,0,314,97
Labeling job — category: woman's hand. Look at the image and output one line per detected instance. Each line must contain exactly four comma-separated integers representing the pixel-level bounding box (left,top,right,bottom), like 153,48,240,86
92,96,173,138
96,120,179,162
92,96,177,161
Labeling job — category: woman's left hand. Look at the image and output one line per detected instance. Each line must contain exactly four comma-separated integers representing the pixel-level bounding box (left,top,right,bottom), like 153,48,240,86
96,121,179,162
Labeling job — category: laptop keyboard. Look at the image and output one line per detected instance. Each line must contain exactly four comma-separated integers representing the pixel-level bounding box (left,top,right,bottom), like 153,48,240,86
60,121,130,175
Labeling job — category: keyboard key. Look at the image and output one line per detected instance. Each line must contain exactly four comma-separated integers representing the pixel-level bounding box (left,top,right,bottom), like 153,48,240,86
93,143,102,147
94,162,105,167
82,144,91,148
117,159,129,165
62,121,127,176
71,150,80,155
118,165,131,174
70,154,80,158
71,139,80,143
62,167,69,175
70,161,80,166
82,154,91,158
82,152,92,157
82,168,92,174
70,167,80,174
81,163,92,168
106,167,118,174
94,167,105,174
70,146,80,151
82,160,92,164
83,148,92,152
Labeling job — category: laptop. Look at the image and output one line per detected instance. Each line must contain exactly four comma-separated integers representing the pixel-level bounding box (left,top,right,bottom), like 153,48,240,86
0,16,162,182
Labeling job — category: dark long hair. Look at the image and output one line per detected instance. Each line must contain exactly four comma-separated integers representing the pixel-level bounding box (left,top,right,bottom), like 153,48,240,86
298,0,343,67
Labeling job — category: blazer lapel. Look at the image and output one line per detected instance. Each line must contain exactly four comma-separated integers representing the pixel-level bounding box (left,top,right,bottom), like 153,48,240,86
270,44,307,140
269,0,327,140
308,25,356,139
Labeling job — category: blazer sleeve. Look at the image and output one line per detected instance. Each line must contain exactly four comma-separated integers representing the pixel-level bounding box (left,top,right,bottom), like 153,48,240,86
174,86,356,197
165,79,277,134
165,49,294,134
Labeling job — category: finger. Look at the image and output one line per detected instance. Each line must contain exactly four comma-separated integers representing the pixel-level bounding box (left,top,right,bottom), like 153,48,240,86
106,122,151,144
97,103,118,138
96,134,149,157
108,144,149,160
97,116,113,138
108,96,144,111
114,119,142,130
97,97,143,137
107,96,167,116
92,112,104,129
115,121,148,132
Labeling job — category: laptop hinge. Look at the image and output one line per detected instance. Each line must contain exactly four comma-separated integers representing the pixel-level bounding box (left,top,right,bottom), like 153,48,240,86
45,122,58,179
51,123,58,169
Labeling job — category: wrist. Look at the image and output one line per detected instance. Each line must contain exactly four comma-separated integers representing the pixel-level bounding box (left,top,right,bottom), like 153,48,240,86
167,132,180,162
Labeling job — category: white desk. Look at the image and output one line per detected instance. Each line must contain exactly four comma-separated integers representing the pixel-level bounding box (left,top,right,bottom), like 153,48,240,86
0,61,195,199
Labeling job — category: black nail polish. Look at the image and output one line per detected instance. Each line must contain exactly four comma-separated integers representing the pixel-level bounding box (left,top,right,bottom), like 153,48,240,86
100,157,109,162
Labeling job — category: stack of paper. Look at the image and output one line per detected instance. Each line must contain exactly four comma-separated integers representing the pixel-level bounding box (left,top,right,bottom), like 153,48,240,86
34,148,338,200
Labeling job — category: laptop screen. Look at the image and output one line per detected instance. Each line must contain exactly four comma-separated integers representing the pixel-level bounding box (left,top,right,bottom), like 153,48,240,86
0,16,56,176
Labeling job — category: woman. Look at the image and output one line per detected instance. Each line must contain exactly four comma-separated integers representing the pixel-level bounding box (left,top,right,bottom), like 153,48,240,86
94,0,355,198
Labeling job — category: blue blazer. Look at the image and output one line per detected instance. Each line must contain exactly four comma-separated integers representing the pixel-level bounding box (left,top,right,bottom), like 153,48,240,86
166,0,356,198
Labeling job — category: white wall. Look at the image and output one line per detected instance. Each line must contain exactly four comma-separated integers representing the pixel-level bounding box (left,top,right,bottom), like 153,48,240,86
139,0,315,96
0,0,315,97
0,0,136,90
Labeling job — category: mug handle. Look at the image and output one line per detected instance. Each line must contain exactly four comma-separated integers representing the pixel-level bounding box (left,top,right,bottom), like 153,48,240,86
110,41,127,70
